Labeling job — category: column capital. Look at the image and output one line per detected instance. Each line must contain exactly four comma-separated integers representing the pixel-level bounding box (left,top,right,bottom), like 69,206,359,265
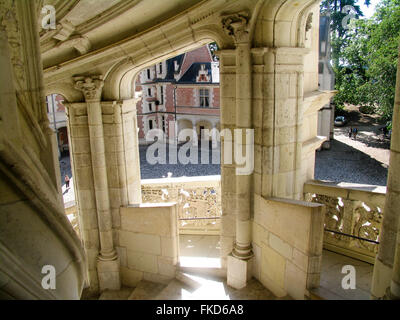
74,75,104,101
221,11,250,45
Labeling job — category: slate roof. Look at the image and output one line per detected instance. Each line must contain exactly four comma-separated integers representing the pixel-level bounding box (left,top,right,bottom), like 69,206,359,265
178,62,212,84
146,53,218,84
165,54,184,80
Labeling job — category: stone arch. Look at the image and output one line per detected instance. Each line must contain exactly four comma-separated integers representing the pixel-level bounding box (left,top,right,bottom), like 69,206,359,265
177,118,194,143
102,24,230,101
253,0,320,48
44,82,84,103
195,119,213,140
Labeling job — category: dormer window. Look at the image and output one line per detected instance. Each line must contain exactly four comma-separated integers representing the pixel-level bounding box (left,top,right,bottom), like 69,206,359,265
196,64,210,82
199,88,209,107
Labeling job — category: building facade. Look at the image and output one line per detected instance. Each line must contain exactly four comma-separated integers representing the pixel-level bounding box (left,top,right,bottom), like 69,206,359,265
46,93,69,155
136,45,220,144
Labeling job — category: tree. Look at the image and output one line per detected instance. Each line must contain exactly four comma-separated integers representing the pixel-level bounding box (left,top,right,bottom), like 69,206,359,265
331,0,400,120
320,0,370,68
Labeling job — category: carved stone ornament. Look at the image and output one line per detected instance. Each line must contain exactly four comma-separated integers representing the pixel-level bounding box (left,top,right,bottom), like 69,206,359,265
305,12,313,40
221,11,250,44
74,75,104,101
0,0,26,92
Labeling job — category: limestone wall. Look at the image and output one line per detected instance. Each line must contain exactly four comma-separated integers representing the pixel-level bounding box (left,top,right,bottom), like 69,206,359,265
252,194,325,300
117,203,179,287
0,0,86,299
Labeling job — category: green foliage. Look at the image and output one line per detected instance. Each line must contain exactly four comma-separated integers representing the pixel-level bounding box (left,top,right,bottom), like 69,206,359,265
323,0,400,120
208,42,219,62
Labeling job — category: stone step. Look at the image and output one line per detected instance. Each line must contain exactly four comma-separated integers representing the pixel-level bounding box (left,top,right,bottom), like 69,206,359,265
309,286,345,300
177,265,227,279
128,280,167,300
175,271,202,290
152,272,204,300
98,287,133,300
154,279,194,300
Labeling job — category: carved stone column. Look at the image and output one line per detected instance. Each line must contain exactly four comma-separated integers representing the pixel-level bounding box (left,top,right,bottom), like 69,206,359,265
371,45,400,300
74,75,120,292
222,11,254,289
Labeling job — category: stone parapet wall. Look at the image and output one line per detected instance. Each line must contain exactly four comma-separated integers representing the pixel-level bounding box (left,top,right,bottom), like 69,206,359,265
304,180,386,264
117,203,179,287
252,194,325,300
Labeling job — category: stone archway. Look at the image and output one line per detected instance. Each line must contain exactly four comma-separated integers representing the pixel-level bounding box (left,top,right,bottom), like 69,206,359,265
41,0,328,298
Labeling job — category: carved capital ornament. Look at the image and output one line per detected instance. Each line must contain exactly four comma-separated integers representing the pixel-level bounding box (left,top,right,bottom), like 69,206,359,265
74,75,104,101
221,11,250,44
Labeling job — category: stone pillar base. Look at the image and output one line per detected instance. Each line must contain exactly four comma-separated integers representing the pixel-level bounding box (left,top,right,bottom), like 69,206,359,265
371,258,393,299
227,254,253,289
390,280,400,300
97,257,121,292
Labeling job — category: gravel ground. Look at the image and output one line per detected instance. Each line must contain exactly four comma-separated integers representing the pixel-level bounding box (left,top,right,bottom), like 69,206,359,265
315,108,390,186
315,137,388,186
139,143,221,179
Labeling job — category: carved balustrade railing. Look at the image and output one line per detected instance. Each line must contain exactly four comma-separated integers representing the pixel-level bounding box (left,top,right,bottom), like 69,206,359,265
64,200,81,238
141,176,221,235
304,180,386,264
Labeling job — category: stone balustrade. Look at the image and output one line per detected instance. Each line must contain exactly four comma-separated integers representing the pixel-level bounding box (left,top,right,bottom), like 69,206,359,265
304,180,387,264
64,175,221,238
141,175,222,235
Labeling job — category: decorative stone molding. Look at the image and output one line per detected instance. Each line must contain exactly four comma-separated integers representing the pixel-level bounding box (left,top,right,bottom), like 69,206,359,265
221,11,250,44
53,20,75,41
57,35,91,55
305,12,313,40
0,0,26,92
141,176,221,234
74,75,104,101
190,10,215,25
304,180,386,264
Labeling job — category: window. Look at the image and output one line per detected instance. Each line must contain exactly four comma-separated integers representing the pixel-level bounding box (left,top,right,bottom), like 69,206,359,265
159,63,163,74
199,88,209,107
149,102,152,112
147,69,151,79
149,119,153,130
160,86,164,105
148,88,152,96
162,116,166,133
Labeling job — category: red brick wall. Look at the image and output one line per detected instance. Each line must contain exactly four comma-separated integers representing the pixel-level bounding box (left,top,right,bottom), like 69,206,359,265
136,99,143,114
165,84,175,112
137,115,145,139
176,88,194,106
213,88,220,108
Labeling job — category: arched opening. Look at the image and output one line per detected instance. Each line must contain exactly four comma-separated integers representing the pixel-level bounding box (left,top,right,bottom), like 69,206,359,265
45,93,80,237
132,44,223,274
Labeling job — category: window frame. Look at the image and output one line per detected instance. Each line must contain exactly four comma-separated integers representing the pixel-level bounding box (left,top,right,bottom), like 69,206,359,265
199,88,210,108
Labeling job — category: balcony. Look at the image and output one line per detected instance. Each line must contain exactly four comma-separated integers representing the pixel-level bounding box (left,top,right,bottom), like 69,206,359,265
304,180,386,300
304,179,385,264
141,176,221,235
